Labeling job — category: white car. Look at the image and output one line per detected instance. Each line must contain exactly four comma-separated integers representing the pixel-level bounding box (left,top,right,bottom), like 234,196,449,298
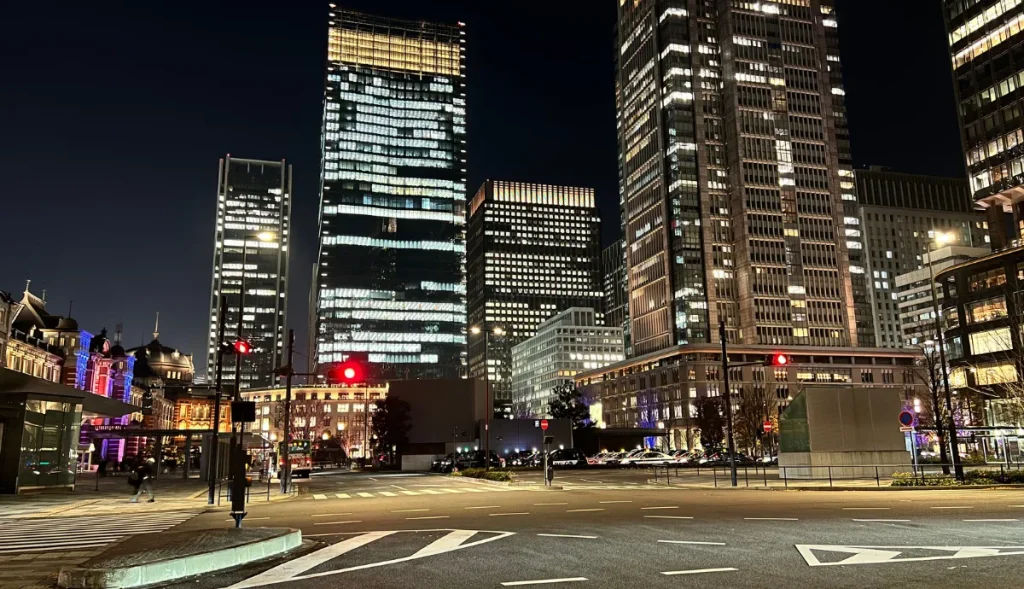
620,451,676,467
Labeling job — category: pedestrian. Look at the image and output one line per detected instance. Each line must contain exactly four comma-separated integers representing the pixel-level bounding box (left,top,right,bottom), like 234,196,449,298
129,457,156,503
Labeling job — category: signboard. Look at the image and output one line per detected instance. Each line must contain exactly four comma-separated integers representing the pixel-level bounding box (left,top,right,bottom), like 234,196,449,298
900,426,914,432
540,419,549,431
763,421,773,433
279,440,311,456
898,411,914,428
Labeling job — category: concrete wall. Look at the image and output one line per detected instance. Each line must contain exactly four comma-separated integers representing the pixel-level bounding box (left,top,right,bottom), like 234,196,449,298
779,386,911,479
387,378,486,446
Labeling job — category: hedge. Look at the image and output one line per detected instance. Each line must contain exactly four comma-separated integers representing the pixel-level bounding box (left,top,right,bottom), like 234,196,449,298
891,469,1024,487
451,468,515,482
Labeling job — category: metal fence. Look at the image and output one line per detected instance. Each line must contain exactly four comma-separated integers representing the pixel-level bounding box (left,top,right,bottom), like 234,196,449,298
647,461,1024,488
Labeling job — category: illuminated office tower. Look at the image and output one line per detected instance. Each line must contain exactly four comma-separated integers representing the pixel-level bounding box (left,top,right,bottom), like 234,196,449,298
616,0,867,354
467,180,604,413
206,156,291,390
315,8,467,380
942,0,1024,248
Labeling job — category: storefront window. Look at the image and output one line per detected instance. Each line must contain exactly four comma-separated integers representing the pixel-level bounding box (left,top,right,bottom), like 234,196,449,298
969,268,1008,292
975,362,1018,385
966,296,1008,324
19,400,82,490
969,327,1013,354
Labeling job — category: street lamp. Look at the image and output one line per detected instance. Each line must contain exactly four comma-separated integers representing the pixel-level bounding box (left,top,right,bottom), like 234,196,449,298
471,325,504,470
927,231,965,480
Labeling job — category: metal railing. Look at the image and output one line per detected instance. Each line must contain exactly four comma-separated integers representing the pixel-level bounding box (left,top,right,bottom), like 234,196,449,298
647,461,1024,488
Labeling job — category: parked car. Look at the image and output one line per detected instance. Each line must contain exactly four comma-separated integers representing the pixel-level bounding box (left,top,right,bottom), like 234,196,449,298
602,451,630,466
620,451,676,467
508,450,541,467
587,452,613,466
548,448,588,468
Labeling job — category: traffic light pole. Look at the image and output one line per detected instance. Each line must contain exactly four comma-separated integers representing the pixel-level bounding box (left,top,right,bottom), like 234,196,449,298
281,330,293,494
719,319,738,487
207,296,228,505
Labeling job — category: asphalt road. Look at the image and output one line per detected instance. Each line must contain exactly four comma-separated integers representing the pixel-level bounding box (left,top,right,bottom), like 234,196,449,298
168,471,1024,589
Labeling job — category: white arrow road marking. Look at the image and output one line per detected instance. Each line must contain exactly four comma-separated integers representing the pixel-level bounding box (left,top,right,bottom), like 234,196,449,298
229,529,514,588
796,545,1024,567
230,531,395,588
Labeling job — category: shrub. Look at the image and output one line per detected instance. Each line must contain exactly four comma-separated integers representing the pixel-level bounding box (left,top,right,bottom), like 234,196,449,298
890,468,1024,487
454,468,514,482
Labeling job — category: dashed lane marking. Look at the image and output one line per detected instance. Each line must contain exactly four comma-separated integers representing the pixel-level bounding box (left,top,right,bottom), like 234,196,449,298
658,540,725,546
312,521,362,525
465,506,501,510
599,500,632,504
501,577,588,586
490,512,530,517
407,516,449,520
566,508,605,513
744,517,798,521
644,516,693,520
661,568,737,576
537,534,597,539
641,506,679,510
853,519,910,523
964,519,1019,522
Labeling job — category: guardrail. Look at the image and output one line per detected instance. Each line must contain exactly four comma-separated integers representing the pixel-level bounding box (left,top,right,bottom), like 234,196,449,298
647,462,1024,488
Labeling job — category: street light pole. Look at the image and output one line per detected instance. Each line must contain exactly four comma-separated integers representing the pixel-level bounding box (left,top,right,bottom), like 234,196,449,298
927,238,965,481
472,325,503,471
280,329,293,494
719,319,738,487
207,295,228,505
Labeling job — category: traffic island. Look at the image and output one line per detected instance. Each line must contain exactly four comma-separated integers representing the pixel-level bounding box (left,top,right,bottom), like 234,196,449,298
57,527,302,589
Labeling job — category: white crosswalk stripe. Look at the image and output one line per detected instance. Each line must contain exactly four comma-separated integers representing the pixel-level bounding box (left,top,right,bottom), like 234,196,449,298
313,485,526,500
0,512,199,554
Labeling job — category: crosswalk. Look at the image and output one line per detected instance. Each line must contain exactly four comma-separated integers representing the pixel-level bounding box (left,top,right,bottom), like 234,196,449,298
311,485,525,501
0,511,199,554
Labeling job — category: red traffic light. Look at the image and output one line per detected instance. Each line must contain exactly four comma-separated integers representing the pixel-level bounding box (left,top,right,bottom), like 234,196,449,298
770,353,790,367
233,339,252,355
335,360,362,384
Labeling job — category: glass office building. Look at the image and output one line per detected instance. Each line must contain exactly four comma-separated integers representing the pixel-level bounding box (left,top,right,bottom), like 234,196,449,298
206,156,291,390
467,181,604,411
943,0,1024,249
315,8,467,380
616,0,868,354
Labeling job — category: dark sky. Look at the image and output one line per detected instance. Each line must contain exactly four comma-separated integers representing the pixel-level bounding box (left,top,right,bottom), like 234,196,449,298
0,1,963,375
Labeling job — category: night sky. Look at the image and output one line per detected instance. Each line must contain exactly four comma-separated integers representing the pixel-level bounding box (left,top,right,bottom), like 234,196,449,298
0,1,963,376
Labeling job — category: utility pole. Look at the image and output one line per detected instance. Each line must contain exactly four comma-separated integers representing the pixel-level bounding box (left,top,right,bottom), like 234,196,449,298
207,295,227,505
719,319,738,487
281,329,293,494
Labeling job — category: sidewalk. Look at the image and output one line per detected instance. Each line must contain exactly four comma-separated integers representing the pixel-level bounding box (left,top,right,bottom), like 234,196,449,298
0,472,294,518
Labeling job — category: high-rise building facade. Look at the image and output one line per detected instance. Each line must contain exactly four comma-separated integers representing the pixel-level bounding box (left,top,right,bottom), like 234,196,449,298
602,239,629,353
315,9,467,380
467,180,603,411
855,167,988,347
616,0,868,354
511,307,624,418
206,156,291,390
943,0,1024,248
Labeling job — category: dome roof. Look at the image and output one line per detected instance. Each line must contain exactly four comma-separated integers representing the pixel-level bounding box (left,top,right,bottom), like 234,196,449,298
128,339,194,380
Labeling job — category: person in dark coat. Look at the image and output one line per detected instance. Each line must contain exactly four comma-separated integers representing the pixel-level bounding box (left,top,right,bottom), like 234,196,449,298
129,457,156,503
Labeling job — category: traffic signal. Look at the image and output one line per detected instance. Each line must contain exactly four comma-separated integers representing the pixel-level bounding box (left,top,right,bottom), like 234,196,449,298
334,360,363,384
769,353,790,367
233,339,253,355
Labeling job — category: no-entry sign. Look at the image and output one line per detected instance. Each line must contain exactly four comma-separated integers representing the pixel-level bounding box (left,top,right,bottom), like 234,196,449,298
540,419,549,431
763,421,773,433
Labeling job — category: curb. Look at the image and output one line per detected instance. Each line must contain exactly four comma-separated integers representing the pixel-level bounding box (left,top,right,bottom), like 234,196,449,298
645,481,1024,491
58,528,302,589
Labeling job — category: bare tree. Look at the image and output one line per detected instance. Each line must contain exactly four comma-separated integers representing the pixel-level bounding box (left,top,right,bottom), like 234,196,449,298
910,342,951,474
733,385,779,457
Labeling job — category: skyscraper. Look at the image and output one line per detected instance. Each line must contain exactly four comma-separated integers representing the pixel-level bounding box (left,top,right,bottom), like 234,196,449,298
467,180,603,412
616,0,867,354
602,239,629,354
315,8,467,380
206,156,291,390
855,167,987,347
942,0,1024,248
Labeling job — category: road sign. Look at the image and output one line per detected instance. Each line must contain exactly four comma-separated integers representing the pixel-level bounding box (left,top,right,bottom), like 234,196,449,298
898,410,914,427
763,421,773,433
900,426,914,432
540,419,549,431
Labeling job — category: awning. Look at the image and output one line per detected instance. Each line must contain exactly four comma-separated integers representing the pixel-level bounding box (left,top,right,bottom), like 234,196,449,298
0,368,139,418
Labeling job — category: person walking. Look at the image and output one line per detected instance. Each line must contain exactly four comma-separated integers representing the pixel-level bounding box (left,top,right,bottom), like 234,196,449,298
129,457,156,503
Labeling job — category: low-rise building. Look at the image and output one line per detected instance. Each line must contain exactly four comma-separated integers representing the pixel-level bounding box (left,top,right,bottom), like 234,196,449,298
511,308,624,418
895,246,991,348
575,343,923,451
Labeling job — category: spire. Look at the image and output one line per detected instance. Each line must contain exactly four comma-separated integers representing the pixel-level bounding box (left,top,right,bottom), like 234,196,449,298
41,290,46,304
114,323,123,345
68,300,74,318
153,312,160,341
24,279,30,295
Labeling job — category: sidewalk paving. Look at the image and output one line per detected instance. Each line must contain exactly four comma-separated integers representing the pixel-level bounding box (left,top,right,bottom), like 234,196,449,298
0,472,294,519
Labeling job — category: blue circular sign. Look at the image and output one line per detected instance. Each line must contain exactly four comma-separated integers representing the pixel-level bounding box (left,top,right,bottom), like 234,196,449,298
899,411,914,427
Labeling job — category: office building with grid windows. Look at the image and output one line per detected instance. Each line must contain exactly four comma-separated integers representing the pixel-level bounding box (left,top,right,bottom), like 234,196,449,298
602,239,630,355
855,167,988,347
511,308,624,418
943,0,1024,249
314,8,467,380
467,180,604,414
206,156,291,390
616,0,870,357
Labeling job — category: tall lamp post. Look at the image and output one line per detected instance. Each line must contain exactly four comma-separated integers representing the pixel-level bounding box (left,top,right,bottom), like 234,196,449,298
471,325,504,471
927,231,965,481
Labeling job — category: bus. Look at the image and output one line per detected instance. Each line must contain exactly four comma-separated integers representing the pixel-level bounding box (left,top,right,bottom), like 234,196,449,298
278,440,312,479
